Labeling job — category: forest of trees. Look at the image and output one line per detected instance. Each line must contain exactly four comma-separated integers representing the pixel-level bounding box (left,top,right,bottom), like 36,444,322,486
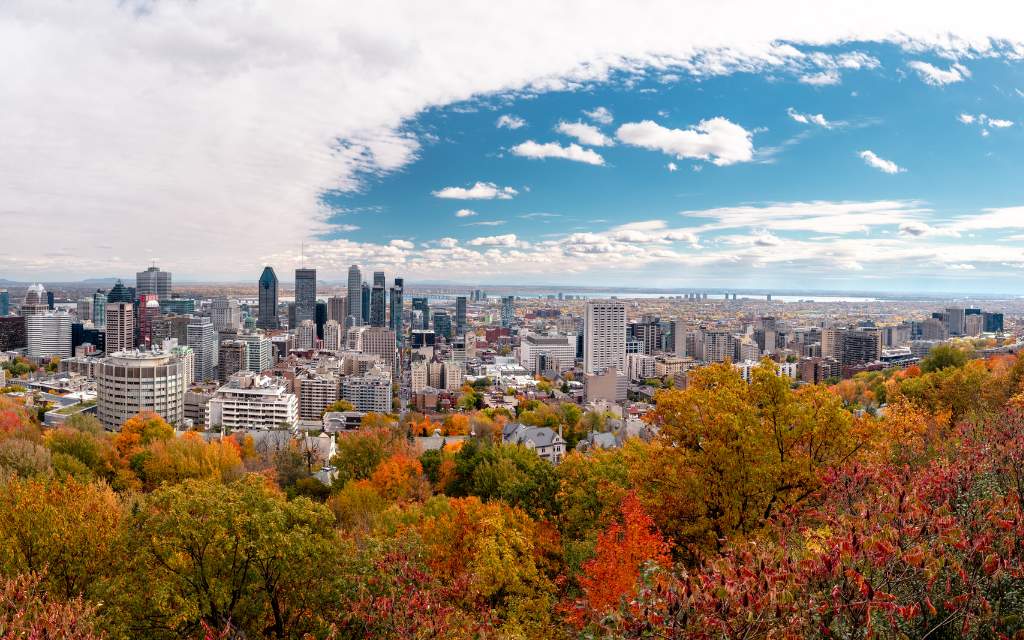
3,350,1024,638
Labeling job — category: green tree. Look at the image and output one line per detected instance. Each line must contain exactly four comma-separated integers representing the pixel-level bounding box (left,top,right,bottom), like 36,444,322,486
920,343,971,373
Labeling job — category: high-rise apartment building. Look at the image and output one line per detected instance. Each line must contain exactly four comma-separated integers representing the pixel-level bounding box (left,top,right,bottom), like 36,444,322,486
701,330,735,363
105,302,135,353
323,319,343,351
347,265,363,326
840,328,882,368
96,349,187,430
584,301,626,375
136,266,172,300
257,266,280,330
187,316,216,382
360,326,397,372
294,268,317,326
25,312,72,358
342,366,392,413
295,370,342,421
218,339,248,383
238,332,273,374
500,296,515,328
296,319,316,350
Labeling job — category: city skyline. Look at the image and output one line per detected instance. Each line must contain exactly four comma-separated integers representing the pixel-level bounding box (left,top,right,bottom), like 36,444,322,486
6,5,1024,291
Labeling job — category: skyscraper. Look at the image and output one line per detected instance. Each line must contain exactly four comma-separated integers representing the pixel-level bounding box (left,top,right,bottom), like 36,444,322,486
361,283,370,324
455,296,467,335
500,296,515,328
187,316,216,382
92,290,107,326
373,271,385,287
211,297,241,332
107,280,133,303
294,268,317,325
138,295,161,348
315,300,327,339
389,277,403,344
0,290,8,316
21,284,49,317
370,279,386,327
105,301,135,353
257,266,280,330
136,266,172,300
433,310,452,341
412,297,430,329
347,265,363,326
584,300,626,375
327,295,347,323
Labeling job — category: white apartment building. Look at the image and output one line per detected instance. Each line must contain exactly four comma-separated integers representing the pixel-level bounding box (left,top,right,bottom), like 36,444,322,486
584,301,626,375
296,319,316,350
294,370,341,420
411,360,429,393
342,366,392,413
734,359,798,383
238,332,273,374
323,319,343,351
209,373,298,430
626,353,657,381
96,349,188,430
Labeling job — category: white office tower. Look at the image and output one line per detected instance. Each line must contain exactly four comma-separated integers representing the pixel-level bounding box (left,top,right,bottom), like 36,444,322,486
519,332,577,374
584,301,626,375
323,319,343,351
211,297,241,331
96,349,187,430
296,319,316,350
239,332,273,373
347,265,362,326
187,316,216,382
209,373,298,430
105,302,135,354
26,312,72,358
21,284,50,317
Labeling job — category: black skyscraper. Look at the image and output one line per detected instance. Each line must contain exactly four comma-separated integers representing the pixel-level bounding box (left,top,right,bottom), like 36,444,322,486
361,283,370,324
294,268,317,325
315,300,327,339
257,266,279,329
107,280,133,303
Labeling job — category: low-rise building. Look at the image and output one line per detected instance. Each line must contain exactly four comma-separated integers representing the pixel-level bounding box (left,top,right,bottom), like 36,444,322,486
209,373,298,430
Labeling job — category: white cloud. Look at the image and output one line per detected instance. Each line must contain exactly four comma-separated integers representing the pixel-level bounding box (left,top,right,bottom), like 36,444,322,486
464,219,506,226
432,182,518,199
787,107,832,127
616,118,754,166
555,121,614,146
335,224,360,232
986,117,1014,128
799,69,841,85
584,106,613,125
907,61,971,85
510,140,605,165
681,200,928,234
467,233,520,247
859,150,905,174
436,237,459,248
454,208,477,217
389,239,414,249
496,114,526,129
4,1,1024,279
667,162,678,172
958,113,975,124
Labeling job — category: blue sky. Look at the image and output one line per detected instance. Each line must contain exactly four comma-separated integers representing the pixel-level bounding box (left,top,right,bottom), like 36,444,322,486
5,3,1024,293
322,43,1024,292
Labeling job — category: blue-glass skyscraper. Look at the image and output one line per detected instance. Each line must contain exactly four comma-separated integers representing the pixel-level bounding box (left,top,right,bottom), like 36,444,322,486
257,266,279,330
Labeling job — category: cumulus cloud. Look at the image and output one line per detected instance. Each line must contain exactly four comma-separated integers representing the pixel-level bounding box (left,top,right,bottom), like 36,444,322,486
859,150,905,174
907,61,971,85
432,182,518,199
389,239,415,249
584,106,613,125
958,113,976,124
616,118,754,166
509,140,605,165
467,233,521,247
787,107,833,127
555,121,614,146
799,69,841,85
496,114,526,129
666,162,678,171
454,208,477,217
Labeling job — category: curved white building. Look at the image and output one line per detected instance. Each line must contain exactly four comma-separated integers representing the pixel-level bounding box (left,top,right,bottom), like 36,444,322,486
96,350,187,430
